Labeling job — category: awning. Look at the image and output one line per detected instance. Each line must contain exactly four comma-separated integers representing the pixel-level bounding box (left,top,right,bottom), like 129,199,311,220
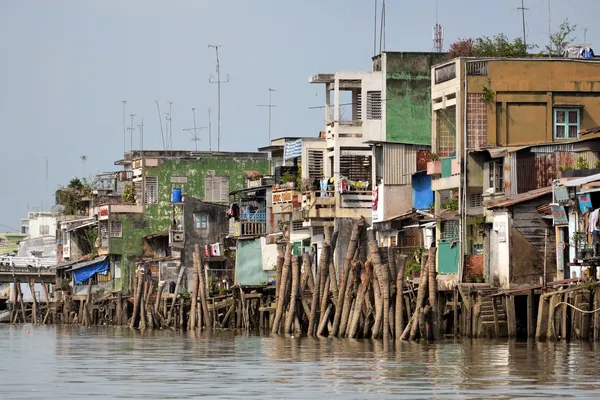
65,219,97,232
71,257,109,284
486,146,528,159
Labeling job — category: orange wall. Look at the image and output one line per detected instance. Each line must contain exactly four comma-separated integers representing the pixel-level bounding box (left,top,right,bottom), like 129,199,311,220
467,60,600,147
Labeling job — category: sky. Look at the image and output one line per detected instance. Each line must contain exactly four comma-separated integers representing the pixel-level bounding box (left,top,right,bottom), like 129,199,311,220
1,0,598,230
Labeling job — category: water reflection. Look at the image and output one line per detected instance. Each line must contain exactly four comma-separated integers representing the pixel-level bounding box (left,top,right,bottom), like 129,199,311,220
1,325,600,399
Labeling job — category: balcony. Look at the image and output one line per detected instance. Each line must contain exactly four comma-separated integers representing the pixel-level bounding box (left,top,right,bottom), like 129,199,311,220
302,191,336,219
234,221,266,237
340,191,372,209
272,189,301,214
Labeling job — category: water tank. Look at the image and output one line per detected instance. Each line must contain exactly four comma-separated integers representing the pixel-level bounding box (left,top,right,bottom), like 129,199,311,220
172,188,182,203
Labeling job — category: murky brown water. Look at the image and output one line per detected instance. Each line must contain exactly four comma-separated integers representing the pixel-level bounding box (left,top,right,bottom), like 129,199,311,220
1,325,600,399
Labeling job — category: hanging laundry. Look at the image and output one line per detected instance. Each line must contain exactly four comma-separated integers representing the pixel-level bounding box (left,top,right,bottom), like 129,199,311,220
582,46,595,59
204,245,210,257
590,209,599,234
320,178,328,197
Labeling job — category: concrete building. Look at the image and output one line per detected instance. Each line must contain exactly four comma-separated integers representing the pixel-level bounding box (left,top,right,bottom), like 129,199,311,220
20,211,59,238
428,57,600,282
309,52,446,223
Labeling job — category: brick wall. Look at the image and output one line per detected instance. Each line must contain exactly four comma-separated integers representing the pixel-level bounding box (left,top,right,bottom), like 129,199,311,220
465,254,484,278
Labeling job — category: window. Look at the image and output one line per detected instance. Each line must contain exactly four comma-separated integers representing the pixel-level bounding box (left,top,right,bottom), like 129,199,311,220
554,108,580,140
144,176,158,204
204,176,230,203
469,193,483,208
110,221,123,238
292,220,307,232
441,220,459,239
437,106,456,157
488,160,504,193
366,91,382,120
39,225,50,236
195,213,208,229
339,155,372,183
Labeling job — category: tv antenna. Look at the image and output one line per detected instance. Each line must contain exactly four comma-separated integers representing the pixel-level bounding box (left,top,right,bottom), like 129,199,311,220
155,100,166,151
258,88,277,143
433,0,444,52
127,114,136,152
209,45,229,152
183,107,207,152
517,0,529,48
208,108,212,151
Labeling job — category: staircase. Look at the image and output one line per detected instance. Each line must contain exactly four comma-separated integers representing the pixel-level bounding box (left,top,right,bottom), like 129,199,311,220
478,286,508,338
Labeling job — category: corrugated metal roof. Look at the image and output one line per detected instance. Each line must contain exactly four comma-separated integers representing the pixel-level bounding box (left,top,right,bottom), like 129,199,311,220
373,211,419,224
580,126,600,136
564,173,600,187
484,187,552,209
70,256,108,272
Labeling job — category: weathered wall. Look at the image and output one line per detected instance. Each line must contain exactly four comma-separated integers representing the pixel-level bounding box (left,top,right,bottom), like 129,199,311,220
383,185,412,218
385,52,447,144
182,197,228,270
466,59,600,147
144,155,270,235
510,197,556,287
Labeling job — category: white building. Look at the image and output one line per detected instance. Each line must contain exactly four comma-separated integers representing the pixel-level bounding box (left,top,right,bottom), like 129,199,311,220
20,211,59,239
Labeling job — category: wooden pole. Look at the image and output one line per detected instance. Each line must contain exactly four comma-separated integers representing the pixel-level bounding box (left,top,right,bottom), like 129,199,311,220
395,254,407,338
371,272,383,339
367,229,390,340
130,268,144,329
308,244,328,336
316,304,333,337
167,265,186,326
331,218,364,337
272,240,292,334
190,250,200,331
275,246,284,301
195,250,211,329
349,260,372,338
29,279,38,324
10,279,18,323
427,247,439,340
527,289,535,338
284,256,300,334
42,283,51,325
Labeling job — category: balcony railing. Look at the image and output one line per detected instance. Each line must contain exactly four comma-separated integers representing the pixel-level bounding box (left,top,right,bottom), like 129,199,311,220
234,221,266,237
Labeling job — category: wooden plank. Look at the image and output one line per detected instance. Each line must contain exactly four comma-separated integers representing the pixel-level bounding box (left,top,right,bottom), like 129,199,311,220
506,295,517,339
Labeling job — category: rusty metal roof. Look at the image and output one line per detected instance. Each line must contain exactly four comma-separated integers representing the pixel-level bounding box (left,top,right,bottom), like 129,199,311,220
580,126,600,136
484,187,552,209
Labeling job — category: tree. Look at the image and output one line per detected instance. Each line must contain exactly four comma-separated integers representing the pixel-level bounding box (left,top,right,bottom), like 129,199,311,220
545,19,577,56
449,34,532,59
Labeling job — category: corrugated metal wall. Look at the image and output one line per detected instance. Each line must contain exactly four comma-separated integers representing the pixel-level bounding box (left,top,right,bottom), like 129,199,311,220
383,143,429,185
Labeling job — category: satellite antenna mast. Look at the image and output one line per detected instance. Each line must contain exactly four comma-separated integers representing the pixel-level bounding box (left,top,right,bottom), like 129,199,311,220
209,44,229,152
518,0,529,48
155,100,166,150
208,108,212,151
168,101,173,153
433,0,444,52
258,88,277,143
183,107,207,151
122,100,127,155
379,0,386,53
127,114,136,152
373,0,378,56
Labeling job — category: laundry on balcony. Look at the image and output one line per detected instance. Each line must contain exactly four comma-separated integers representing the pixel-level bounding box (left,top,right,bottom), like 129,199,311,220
338,176,370,194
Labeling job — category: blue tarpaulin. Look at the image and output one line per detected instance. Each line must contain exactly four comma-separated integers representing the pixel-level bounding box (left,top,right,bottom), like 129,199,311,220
73,257,109,284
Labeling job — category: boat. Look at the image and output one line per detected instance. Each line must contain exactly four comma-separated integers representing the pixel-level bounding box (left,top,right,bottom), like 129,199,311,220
0,309,11,323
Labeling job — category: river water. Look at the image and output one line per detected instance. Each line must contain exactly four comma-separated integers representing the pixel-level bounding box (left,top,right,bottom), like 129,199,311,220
1,325,600,399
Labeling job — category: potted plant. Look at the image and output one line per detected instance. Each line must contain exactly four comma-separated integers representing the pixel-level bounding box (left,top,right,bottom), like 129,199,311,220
571,231,588,259
427,153,442,175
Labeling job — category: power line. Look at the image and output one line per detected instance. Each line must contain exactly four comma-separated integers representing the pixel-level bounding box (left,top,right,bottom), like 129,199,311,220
258,88,277,143
208,44,230,152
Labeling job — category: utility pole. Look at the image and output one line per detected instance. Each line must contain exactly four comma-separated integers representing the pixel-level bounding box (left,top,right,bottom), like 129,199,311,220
548,0,552,54
208,44,229,152
167,101,173,153
258,88,277,143
518,0,529,49
128,114,136,152
122,100,127,156
183,108,207,152
208,108,212,151
155,100,166,151
138,119,145,206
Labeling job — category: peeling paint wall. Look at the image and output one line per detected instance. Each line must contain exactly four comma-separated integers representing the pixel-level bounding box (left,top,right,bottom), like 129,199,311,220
385,52,447,144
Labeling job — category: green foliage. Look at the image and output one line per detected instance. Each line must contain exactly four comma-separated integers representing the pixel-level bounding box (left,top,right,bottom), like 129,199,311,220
280,171,295,185
405,247,426,278
56,178,93,215
430,153,440,161
59,278,71,292
595,160,600,169
449,34,534,58
576,156,589,170
545,19,577,56
122,183,136,203
83,226,99,258
559,162,573,172
482,86,496,106
179,291,191,300
440,197,459,211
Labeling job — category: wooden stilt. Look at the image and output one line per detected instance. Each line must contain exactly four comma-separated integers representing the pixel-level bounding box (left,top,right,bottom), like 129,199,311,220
527,290,535,339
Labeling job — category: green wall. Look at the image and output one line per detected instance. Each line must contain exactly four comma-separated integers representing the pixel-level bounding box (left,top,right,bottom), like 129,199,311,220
385,52,447,144
235,239,267,285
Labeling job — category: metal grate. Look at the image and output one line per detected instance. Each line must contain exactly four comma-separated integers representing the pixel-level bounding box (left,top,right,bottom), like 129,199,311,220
307,150,324,179
435,63,457,84
291,220,307,231
437,106,456,157
110,221,123,238
441,220,459,239
339,155,372,183
366,91,382,120
467,61,488,76
467,94,487,149
144,176,158,204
